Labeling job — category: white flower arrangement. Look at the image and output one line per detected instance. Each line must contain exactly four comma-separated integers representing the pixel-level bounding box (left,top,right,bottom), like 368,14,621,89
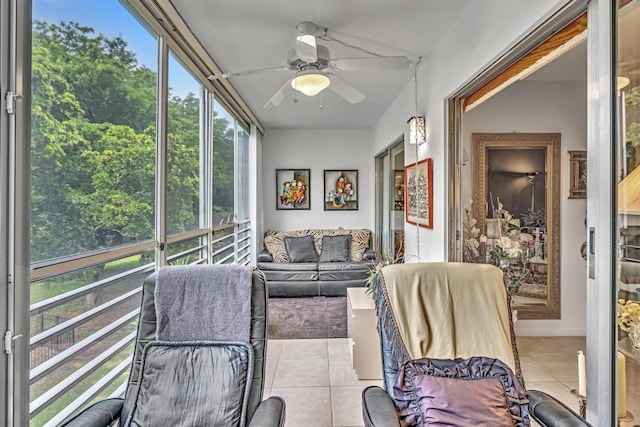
495,235,523,259
462,199,529,294
617,299,640,334
462,201,483,262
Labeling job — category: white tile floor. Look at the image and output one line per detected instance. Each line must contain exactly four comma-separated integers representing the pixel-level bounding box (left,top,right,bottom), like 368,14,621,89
264,336,640,427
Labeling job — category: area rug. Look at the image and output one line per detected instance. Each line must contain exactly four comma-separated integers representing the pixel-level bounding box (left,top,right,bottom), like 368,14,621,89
268,296,347,339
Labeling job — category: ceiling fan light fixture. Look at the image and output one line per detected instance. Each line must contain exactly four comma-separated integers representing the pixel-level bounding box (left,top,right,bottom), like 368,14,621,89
291,70,330,96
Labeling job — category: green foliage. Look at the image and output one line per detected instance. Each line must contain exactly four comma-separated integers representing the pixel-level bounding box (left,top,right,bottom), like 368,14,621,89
31,20,236,261
625,86,640,173
213,120,235,223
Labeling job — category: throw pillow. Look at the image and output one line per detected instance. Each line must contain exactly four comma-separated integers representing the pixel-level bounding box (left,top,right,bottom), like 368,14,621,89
347,228,371,261
264,235,288,263
284,235,319,263
319,235,352,262
311,229,351,253
393,357,529,427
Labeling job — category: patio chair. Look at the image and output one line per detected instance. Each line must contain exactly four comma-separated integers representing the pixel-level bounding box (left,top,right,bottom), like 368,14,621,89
63,265,285,427
361,262,590,427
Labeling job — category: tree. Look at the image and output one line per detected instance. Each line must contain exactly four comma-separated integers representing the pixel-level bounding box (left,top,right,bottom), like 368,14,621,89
212,113,235,224
31,21,211,261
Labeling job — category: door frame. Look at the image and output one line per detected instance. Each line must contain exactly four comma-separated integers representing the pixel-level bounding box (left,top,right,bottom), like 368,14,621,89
2,0,31,426
446,0,617,424
375,138,404,258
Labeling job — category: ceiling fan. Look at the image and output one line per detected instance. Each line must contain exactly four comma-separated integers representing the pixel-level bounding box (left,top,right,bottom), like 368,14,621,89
207,21,411,108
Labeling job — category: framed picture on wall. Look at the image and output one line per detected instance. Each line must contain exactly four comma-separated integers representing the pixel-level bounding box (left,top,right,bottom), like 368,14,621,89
568,150,587,199
405,158,433,228
324,170,358,210
276,169,310,210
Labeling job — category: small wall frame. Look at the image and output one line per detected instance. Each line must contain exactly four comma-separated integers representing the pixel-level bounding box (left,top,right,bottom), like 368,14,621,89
404,158,433,228
276,169,310,210
568,150,587,199
324,170,358,210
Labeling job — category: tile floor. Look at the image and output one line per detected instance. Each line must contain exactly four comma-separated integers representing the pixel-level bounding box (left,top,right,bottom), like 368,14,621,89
264,336,640,427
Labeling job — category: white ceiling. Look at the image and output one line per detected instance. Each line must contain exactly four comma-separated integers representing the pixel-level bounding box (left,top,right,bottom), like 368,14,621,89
526,41,587,83
170,0,472,129
170,0,589,130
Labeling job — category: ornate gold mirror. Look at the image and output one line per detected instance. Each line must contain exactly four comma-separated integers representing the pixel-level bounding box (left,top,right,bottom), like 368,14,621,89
472,133,560,319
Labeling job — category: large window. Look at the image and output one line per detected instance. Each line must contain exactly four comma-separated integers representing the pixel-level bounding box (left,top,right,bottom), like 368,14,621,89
213,102,235,226
237,125,251,222
30,1,158,425
31,2,157,262
167,52,201,236
27,1,254,424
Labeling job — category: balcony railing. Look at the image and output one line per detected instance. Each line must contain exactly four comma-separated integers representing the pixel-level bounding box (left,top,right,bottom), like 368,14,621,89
29,222,251,426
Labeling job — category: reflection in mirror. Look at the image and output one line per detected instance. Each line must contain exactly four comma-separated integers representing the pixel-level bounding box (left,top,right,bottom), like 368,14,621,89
470,133,560,319
616,0,640,420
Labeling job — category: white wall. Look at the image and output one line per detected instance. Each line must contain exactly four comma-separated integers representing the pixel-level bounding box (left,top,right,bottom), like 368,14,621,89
261,128,374,233
372,0,582,334
373,0,571,262
463,81,587,336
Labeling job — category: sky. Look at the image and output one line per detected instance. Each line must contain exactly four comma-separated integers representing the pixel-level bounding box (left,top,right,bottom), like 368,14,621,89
34,0,197,99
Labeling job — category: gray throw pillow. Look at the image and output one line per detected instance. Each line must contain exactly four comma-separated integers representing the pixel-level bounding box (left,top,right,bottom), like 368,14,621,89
319,235,352,262
284,235,319,263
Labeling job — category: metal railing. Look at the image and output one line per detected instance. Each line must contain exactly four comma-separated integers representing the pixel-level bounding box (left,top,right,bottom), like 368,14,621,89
29,221,251,425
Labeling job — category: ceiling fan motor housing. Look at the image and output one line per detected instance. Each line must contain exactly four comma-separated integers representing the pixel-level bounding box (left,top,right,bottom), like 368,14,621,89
296,21,320,36
287,44,331,70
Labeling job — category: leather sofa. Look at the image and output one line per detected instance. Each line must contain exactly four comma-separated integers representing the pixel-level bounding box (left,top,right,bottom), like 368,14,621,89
257,228,376,297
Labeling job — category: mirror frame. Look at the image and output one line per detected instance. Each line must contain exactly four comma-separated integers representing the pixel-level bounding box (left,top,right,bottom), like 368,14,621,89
472,133,561,319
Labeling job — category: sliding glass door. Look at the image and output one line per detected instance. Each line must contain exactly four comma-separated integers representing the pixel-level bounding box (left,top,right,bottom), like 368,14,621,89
614,0,640,422
375,140,405,261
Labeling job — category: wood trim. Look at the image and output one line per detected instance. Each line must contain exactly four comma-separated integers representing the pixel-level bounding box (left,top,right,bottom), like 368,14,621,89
463,13,587,112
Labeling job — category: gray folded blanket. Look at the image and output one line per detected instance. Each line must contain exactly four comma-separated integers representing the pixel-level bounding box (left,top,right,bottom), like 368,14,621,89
155,265,253,342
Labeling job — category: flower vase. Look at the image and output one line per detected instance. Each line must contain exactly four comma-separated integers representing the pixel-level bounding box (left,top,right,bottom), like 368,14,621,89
630,329,640,349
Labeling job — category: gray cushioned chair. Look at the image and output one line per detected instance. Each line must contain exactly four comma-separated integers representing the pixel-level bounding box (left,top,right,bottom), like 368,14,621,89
361,262,590,427
63,268,285,427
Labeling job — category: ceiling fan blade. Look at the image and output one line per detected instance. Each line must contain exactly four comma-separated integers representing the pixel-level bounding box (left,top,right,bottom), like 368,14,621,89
207,66,289,81
329,56,411,71
327,75,365,104
294,34,318,63
263,79,293,109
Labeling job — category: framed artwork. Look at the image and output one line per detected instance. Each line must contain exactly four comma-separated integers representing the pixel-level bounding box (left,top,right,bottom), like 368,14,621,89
276,169,310,210
324,170,358,210
568,150,587,199
404,158,433,228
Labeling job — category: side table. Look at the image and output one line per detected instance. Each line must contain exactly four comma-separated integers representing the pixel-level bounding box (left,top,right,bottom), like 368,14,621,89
347,287,382,380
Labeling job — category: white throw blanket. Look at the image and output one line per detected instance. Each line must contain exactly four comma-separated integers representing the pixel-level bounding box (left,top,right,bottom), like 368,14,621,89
374,262,517,375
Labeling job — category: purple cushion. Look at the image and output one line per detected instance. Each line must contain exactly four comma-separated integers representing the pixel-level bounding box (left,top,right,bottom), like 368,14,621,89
393,357,529,427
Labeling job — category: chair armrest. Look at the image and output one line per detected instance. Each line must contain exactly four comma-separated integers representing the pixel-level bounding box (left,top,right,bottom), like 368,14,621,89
362,386,400,427
61,398,124,427
528,390,591,427
257,249,273,263
363,249,377,262
248,396,286,427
